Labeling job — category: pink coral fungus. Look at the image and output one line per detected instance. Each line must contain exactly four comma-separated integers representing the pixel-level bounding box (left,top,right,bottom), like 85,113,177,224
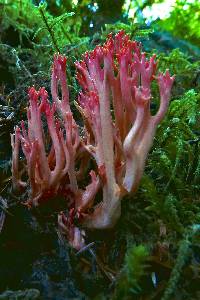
11,31,174,248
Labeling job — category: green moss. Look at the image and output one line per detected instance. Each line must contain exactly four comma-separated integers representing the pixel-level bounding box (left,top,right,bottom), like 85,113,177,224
113,245,149,299
162,225,200,300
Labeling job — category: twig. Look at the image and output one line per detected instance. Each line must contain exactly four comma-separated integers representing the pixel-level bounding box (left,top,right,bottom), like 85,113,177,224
76,242,95,255
0,197,8,233
38,4,60,53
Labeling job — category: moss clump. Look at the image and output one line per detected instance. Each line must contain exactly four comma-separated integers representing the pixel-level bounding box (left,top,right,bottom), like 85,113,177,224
113,245,149,299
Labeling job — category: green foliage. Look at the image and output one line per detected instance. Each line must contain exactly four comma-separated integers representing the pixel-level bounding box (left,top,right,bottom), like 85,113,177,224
113,245,149,299
101,22,153,40
142,88,200,234
0,0,89,57
157,49,200,97
169,89,200,125
162,194,183,233
0,0,91,108
162,225,200,300
158,0,200,47
35,1,90,53
152,89,200,188
35,1,75,52
0,0,41,42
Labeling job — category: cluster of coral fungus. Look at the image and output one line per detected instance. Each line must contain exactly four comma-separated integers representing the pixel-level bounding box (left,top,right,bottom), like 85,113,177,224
11,31,174,250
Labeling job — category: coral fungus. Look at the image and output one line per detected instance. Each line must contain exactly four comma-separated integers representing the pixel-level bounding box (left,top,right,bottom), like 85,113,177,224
11,31,174,249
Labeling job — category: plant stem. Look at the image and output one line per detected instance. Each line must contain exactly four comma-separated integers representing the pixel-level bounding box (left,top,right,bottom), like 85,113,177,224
38,5,60,53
